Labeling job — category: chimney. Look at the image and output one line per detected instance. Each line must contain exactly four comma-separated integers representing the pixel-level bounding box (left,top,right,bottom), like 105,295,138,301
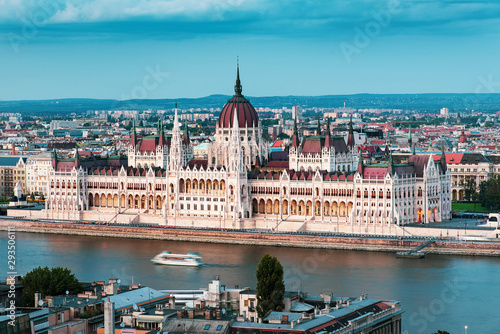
201,300,205,308
282,315,289,324
196,304,200,310
188,310,194,319
216,310,222,320
169,296,176,309
291,320,295,329
177,310,183,318
104,298,115,334
320,292,332,303
34,292,42,307
205,311,211,320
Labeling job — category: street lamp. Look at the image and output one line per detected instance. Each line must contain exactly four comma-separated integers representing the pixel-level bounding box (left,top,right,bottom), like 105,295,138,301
465,325,468,334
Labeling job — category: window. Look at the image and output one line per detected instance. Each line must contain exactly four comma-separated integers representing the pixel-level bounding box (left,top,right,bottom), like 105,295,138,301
217,325,223,331
204,325,211,330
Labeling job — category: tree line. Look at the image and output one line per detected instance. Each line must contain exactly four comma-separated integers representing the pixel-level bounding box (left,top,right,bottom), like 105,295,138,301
461,175,500,211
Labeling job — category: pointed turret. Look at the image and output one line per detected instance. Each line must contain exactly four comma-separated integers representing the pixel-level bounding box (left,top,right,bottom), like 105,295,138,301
357,149,364,174
182,121,190,146
408,125,412,146
388,150,394,175
74,148,80,169
316,115,321,135
131,118,137,147
347,115,355,148
169,105,183,169
255,155,261,168
440,147,447,172
158,116,167,147
292,113,300,148
325,117,331,149
52,148,58,170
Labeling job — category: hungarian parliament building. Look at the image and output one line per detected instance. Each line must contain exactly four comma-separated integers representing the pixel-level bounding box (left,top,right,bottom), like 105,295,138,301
41,67,451,233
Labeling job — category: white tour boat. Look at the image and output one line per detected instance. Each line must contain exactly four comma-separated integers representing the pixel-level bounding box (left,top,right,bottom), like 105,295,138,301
151,251,202,267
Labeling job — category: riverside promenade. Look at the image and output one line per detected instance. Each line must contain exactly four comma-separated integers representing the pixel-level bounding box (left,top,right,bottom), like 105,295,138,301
1,218,500,257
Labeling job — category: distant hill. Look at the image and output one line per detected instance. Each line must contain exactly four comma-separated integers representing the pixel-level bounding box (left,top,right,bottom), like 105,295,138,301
1,93,500,114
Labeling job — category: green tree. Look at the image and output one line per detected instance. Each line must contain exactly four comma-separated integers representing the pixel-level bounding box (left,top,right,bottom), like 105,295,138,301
21,266,83,307
256,254,285,319
432,331,450,334
461,176,477,202
277,133,290,140
478,175,500,211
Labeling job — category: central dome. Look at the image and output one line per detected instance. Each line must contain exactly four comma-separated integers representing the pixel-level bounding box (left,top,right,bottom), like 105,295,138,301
218,65,259,128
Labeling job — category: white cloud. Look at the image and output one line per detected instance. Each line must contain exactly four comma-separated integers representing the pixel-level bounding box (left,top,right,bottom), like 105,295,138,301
0,0,499,34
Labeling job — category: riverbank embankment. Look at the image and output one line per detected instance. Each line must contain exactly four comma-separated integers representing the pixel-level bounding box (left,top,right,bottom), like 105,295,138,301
1,219,500,256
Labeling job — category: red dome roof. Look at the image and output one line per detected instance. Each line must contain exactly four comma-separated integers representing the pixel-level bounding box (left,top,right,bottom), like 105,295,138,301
219,95,258,128
218,65,259,128
458,130,467,143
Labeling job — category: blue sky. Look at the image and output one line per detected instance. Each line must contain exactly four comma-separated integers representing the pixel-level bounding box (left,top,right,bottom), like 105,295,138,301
1,0,500,100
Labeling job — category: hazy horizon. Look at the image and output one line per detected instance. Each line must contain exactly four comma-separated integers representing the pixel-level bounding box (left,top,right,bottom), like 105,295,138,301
1,0,500,100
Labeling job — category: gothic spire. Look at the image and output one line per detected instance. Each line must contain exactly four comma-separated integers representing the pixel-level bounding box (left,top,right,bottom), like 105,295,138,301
357,148,364,174
52,148,58,169
387,149,395,175
74,148,80,168
317,115,321,135
347,115,355,148
440,146,447,172
182,121,190,146
234,57,242,96
408,124,412,146
292,112,300,148
325,117,331,149
131,118,137,147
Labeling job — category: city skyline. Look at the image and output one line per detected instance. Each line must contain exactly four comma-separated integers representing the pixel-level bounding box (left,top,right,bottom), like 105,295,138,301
1,0,500,100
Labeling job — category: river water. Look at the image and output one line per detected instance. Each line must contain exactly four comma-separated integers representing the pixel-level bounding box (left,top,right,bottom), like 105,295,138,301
1,232,499,333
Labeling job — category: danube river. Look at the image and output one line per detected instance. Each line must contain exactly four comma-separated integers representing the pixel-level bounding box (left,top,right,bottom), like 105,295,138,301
1,232,499,333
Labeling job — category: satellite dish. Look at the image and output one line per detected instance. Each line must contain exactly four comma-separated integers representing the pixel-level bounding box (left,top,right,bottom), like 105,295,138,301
66,290,69,295
120,322,125,328
38,300,43,306
117,279,121,284
133,303,138,311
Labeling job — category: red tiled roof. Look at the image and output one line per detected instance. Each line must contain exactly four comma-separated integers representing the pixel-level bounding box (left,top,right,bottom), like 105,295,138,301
262,161,289,170
431,153,464,164
272,140,284,148
301,138,322,154
139,137,158,152
363,167,387,179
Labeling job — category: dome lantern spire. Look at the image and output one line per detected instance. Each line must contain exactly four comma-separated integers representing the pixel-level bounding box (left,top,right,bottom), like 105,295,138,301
234,57,242,96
